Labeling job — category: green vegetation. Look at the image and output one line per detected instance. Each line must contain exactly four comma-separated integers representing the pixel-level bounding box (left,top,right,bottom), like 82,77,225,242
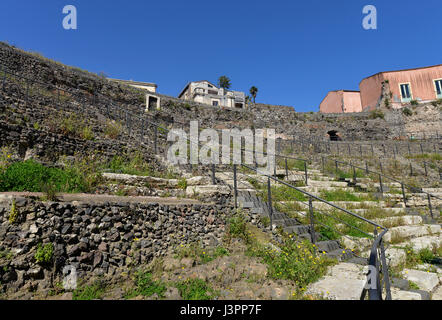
404,246,438,268
319,189,372,202
408,281,420,290
410,100,419,106
402,107,413,116
8,199,18,224
226,214,336,289
124,271,167,299
249,86,258,104
34,243,54,265
249,238,336,288
175,278,216,300
0,159,90,193
51,113,95,140
177,178,188,190
175,243,229,265
0,249,13,261
217,76,231,90
369,109,384,120
405,153,441,161
73,280,107,300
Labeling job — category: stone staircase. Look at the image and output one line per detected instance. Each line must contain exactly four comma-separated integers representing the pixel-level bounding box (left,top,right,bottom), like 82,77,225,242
215,165,442,300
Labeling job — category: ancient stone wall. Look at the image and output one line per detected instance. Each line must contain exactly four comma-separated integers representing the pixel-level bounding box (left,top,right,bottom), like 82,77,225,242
0,196,233,293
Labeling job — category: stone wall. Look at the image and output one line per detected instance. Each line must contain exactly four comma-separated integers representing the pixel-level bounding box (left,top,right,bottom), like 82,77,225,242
0,195,234,294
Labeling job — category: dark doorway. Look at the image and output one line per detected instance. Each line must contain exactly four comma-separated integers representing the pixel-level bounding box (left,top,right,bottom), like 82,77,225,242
327,130,342,141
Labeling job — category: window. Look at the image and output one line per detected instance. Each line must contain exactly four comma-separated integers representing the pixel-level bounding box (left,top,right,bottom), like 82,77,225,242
399,83,412,102
434,79,442,98
212,100,219,106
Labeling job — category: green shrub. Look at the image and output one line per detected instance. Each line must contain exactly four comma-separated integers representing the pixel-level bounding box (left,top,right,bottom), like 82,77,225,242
34,243,54,264
250,239,336,288
175,243,229,264
73,280,107,300
8,199,18,224
228,215,249,242
402,107,413,116
104,120,122,139
81,126,94,140
369,109,384,120
177,178,187,190
410,100,419,106
124,272,166,299
175,278,215,300
0,160,87,193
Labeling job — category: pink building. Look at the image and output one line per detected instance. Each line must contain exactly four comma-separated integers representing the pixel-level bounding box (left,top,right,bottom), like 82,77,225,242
319,90,362,113
360,64,442,111
319,64,442,113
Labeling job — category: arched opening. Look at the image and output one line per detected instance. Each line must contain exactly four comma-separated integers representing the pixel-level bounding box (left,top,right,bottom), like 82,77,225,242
327,130,342,141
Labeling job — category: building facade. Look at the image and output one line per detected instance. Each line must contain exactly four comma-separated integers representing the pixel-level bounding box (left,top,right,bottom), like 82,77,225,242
319,90,362,113
178,80,246,108
108,78,160,111
359,64,442,111
319,64,442,113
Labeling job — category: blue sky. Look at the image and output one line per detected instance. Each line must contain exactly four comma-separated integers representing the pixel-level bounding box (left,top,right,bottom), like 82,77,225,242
0,0,440,111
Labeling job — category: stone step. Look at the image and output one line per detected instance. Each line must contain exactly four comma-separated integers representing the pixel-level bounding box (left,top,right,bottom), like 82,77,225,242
308,181,349,187
384,224,441,243
373,215,423,226
281,201,389,210
401,269,440,292
306,263,368,300
394,235,442,252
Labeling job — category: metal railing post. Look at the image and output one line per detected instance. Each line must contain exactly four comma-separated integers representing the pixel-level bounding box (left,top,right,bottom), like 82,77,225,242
352,165,357,184
211,164,216,185
379,174,384,197
379,239,392,300
308,196,316,244
233,164,238,209
335,160,339,177
154,125,158,154
379,159,383,174
365,161,369,174
427,194,434,219
285,158,288,178
409,162,413,176
304,161,308,186
401,183,407,207
267,176,273,231
424,161,428,177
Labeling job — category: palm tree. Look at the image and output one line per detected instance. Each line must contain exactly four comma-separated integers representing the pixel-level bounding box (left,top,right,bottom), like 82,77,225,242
250,86,258,103
218,76,231,90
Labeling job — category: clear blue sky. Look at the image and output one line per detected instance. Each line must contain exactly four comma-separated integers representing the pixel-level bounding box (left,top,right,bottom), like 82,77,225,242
0,0,440,111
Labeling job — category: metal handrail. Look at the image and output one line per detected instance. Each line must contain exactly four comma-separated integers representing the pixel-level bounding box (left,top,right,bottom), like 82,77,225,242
360,229,392,300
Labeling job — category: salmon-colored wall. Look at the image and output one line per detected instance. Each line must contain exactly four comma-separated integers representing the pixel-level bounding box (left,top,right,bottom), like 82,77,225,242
359,73,384,111
320,91,362,113
342,91,362,112
360,65,442,110
320,91,343,113
384,65,442,106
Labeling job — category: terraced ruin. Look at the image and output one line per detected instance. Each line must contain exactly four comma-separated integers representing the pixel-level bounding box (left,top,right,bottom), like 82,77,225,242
0,42,440,300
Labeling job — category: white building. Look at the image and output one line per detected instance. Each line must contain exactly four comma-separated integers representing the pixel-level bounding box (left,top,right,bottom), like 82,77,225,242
178,80,245,108
109,78,160,111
